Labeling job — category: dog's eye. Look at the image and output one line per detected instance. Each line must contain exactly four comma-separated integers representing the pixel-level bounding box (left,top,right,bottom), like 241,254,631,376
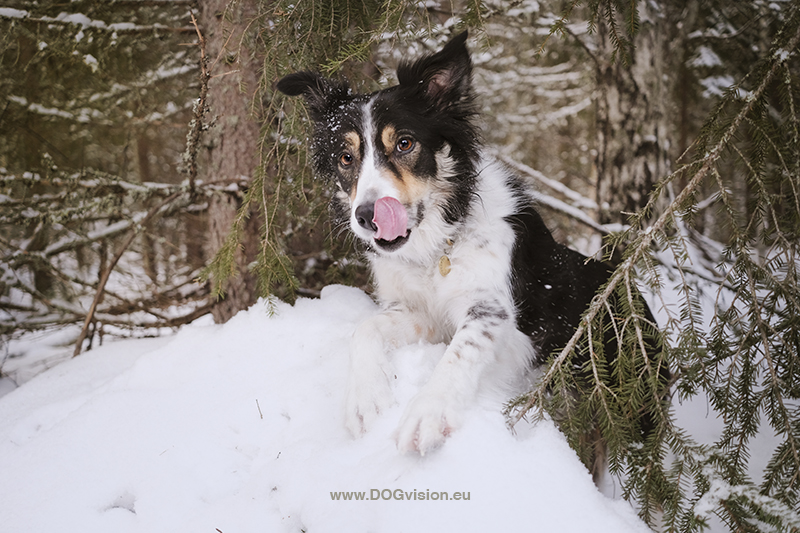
339,153,354,167
396,137,414,153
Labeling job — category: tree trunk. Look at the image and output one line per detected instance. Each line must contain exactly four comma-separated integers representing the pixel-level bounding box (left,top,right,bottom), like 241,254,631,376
198,0,262,323
594,3,673,227
136,134,159,285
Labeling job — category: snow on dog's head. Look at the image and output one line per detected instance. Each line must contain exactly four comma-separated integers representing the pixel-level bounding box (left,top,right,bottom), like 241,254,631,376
277,31,480,256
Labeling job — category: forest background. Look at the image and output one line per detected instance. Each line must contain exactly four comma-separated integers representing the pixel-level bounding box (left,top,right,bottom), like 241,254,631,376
2,1,799,531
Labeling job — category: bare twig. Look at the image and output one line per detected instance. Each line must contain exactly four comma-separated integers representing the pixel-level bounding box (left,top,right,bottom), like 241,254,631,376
73,191,184,356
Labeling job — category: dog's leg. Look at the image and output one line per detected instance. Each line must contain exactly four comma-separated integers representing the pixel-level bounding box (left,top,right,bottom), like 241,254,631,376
344,308,429,437
395,298,519,455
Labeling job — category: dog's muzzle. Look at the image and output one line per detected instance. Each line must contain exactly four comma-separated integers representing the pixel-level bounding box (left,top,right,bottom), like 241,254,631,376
354,197,410,251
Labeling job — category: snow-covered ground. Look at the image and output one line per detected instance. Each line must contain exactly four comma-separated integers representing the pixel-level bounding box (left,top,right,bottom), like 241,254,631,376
0,285,654,532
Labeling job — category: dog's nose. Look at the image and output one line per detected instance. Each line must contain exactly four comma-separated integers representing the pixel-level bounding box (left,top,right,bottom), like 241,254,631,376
355,204,377,232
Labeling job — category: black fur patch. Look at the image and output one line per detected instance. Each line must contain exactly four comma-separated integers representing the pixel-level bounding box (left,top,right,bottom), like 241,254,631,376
506,201,613,363
506,182,668,435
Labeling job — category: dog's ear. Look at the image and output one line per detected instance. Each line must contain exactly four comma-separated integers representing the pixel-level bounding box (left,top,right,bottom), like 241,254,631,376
276,71,350,120
397,31,472,109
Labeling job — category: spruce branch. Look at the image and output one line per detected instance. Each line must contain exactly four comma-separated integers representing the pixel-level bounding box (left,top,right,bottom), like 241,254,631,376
504,10,800,526
507,11,800,430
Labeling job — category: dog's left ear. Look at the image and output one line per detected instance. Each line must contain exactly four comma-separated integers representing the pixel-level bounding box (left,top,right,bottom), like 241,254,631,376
397,31,473,109
276,71,350,121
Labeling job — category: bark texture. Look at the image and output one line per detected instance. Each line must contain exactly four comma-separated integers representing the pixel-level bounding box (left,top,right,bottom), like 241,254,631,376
198,0,262,323
594,4,673,227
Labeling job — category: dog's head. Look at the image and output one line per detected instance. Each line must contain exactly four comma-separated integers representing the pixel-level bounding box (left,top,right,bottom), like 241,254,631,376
277,32,479,257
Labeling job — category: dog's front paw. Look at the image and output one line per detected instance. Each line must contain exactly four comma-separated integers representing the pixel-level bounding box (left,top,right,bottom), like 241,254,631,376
394,391,460,456
344,371,394,438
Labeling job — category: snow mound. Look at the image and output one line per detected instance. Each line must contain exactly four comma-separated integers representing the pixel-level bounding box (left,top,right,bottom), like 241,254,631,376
0,285,648,532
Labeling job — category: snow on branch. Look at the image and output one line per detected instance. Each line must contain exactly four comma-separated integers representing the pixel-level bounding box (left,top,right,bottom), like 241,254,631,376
6,96,111,125
493,97,592,128
83,53,195,106
0,8,194,33
489,150,614,235
491,151,597,208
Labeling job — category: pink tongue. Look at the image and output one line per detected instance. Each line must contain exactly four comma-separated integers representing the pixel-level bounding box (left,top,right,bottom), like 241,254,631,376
373,197,408,241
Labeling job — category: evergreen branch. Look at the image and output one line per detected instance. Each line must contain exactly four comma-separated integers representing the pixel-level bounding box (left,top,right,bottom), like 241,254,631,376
601,1,629,66
560,19,601,69
480,0,524,21
752,275,800,490
536,1,579,59
692,449,800,530
319,0,420,74
506,0,800,468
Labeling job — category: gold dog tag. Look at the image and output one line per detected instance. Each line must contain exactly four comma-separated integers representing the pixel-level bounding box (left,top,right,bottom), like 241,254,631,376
438,255,451,277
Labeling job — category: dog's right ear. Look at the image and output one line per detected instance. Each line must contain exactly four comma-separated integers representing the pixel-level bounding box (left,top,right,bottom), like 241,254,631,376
397,31,473,112
276,71,349,120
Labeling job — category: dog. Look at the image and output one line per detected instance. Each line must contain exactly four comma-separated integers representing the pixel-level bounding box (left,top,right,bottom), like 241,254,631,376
277,32,664,463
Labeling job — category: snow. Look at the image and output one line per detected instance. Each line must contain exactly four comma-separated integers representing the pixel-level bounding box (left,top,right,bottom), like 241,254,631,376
0,285,650,532
0,7,27,19
83,54,99,73
0,8,187,33
699,75,735,98
775,48,793,62
6,93,110,125
690,46,722,68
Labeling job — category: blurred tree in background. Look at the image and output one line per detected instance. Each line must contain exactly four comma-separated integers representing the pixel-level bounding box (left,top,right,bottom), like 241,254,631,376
0,1,207,342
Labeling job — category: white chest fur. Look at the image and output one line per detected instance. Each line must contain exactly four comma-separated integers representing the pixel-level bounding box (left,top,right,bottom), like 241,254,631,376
344,158,535,455
369,158,521,339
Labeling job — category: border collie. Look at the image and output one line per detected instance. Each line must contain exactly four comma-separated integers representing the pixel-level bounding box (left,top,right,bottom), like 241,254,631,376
277,32,661,462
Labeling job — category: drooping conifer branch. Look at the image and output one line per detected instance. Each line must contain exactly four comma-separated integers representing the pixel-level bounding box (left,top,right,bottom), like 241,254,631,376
508,9,800,430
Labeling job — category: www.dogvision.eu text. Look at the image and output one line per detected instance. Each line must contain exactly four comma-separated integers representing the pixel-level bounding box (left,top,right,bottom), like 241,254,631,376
330,489,471,501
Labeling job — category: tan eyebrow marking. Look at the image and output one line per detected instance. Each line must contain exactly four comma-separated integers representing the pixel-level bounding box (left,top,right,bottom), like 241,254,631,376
344,131,360,153
381,125,396,156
